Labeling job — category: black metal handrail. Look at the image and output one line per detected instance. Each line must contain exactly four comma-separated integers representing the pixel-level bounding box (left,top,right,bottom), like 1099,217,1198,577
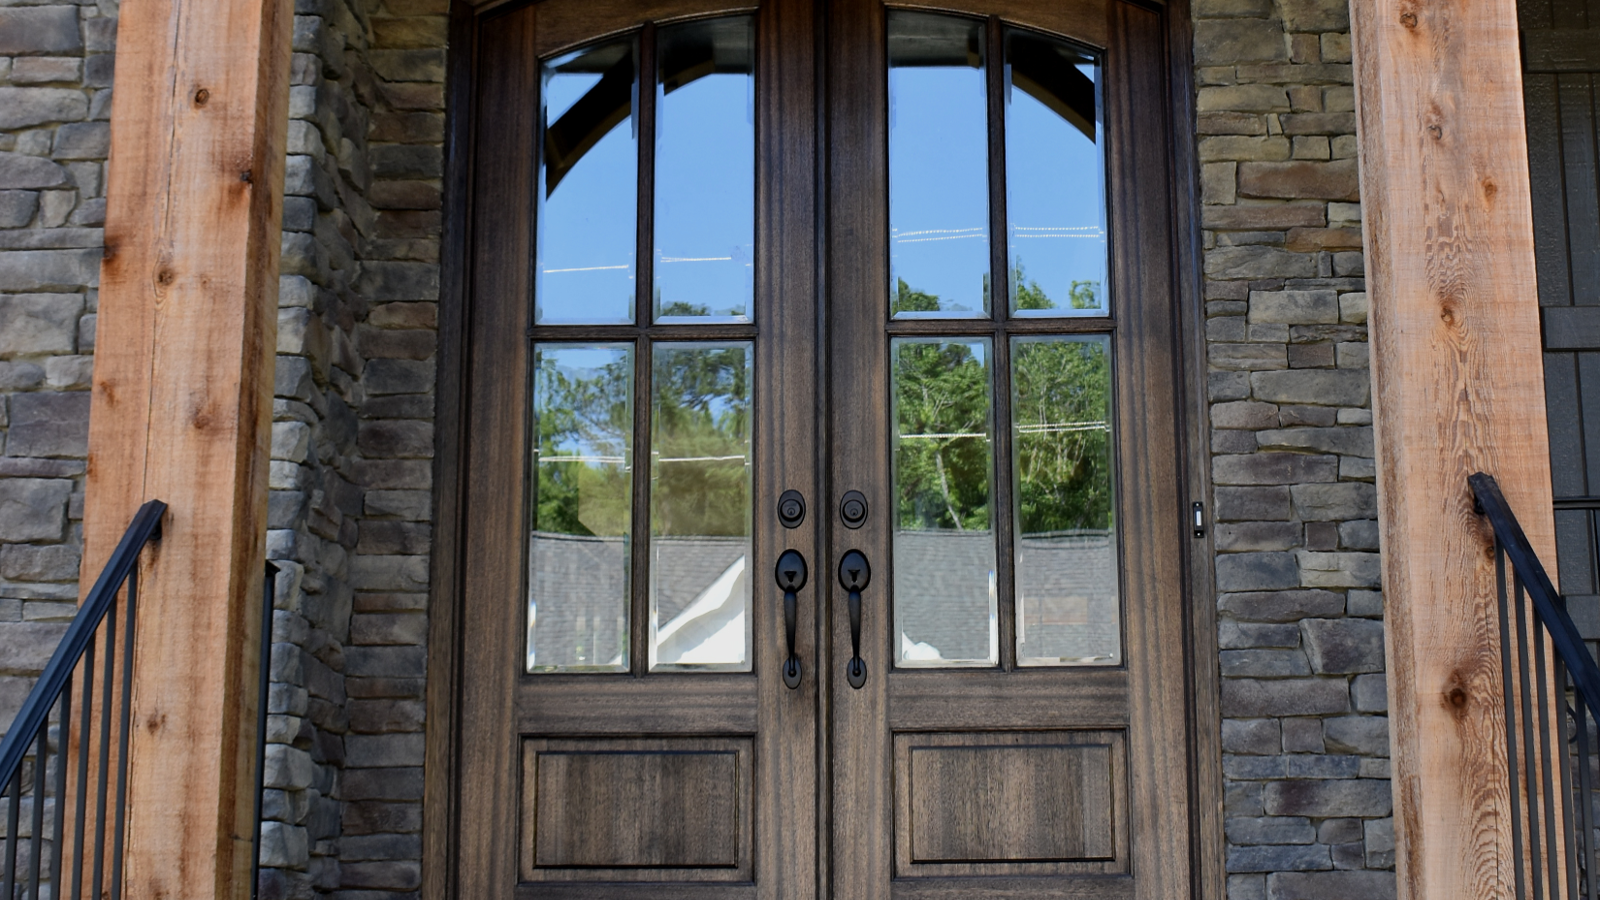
1471,472,1600,900
0,499,164,900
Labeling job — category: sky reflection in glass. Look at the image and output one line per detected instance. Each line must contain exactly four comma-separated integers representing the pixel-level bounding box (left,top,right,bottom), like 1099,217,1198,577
888,12,990,319
538,39,638,325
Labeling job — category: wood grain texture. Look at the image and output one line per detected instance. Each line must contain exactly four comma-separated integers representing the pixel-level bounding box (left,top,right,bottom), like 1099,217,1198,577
523,737,752,879
884,0,1107,50
895,731,1126,874
422,5,477,898
534,0,759,58
78,0,292,893
1350,1,1557,898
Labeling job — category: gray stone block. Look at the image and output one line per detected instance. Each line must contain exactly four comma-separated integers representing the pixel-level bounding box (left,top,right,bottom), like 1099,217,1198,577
1226,843,1331,873
356,261,440,301
0,89,88,130
1296,550,1381,589
0,293,81,356
1206,246,1318,280
0,249,101,291
1278,0,1351,32
364,358,435,395
1215,522,1303,552
1363,818,1395,868
1222,678,1350,717
1346,588,1382,616
0,152,68,190
1290,483,1377,521
1215,452,1339,485
1301,617,1385,674
0,191,39,228
1351,673,1388,712
52,122,109,160
1250,369,1369,406
1257,427,1373,456
1267,870,1396,900
1338,520,1379,551
1223,718,1281,754
1281,717,1324,752
1220,620,1303,649
1219,589,1344,622
1249,290,1338,325
1323,715,1389,756
1230,875,1269,900
1222,648,1312,677
1210,371,1252,401
1265,778,1393,818
1194,18,1287,67
0,478,69,542
6,390,89,457
0,543,77,581
1284,755,1360,778
1217,552,1301,591
0,7,84,55
1215,487,1293,522
344,732,425,768
0,621,68,674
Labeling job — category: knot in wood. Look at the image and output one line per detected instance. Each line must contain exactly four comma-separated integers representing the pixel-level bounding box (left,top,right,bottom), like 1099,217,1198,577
156,268,175,286
194,87,210,106
1427,124,1442,141
1399,11,1418,29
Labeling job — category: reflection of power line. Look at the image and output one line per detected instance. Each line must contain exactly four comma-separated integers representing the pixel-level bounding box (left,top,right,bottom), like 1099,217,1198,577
892,226,985,244
659,256,733,263
542,264,629,273
899,421,1109,441
655,454,749,463
1018,421,1108,434
538,455,625,464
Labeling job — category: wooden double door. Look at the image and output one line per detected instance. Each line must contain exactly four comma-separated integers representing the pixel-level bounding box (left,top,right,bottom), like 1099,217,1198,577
452,0,1193,897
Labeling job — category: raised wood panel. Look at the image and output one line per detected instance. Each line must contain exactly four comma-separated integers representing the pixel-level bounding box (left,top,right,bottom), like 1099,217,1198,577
894,731,1126,877
522,737,752,879
517,884,757,900
514,677,759,733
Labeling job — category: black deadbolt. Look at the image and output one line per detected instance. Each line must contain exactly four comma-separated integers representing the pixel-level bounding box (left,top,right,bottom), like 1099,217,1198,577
778,490,806,529
840,490,868,529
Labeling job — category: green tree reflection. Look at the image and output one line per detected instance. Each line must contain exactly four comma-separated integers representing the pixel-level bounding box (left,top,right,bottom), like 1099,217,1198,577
652,345,751,538
1013,338,1113,534
534,349,633,537
894,339,992,532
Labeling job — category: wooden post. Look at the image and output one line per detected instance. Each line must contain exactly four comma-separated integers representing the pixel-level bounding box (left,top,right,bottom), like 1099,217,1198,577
1350,1,1554,898
79,0,292,894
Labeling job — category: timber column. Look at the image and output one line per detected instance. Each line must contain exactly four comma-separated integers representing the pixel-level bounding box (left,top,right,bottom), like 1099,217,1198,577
82,0,293,895
1351,1,1553,898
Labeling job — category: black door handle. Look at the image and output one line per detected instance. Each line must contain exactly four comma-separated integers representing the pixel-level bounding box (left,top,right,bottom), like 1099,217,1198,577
775,550,808,690
838,550,871,689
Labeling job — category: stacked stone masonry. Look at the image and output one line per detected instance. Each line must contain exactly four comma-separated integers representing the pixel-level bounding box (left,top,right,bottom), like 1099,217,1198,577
0,0,1401,897
0,0,112,737
1195,1,1394,899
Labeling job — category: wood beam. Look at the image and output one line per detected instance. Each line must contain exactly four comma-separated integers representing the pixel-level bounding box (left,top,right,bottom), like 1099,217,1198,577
80,0,292,894
1350,1,1554,898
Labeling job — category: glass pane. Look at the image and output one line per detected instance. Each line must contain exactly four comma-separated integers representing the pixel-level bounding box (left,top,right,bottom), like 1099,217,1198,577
1011,336,1119,665
654,17,756,323
888,12,990,319
1005,29,1107,317
891,338,998,666
528,344,634,672
537,37,638,325
650,342,753,671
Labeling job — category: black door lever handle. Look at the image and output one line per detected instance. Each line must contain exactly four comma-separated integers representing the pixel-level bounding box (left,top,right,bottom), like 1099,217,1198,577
775,550,808,690
838,550,871,689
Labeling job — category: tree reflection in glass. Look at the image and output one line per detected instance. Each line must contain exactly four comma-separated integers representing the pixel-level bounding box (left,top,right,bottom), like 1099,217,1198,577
891,338,998,666
650,342,754,671
527,344,634,672
1011,336,1120,665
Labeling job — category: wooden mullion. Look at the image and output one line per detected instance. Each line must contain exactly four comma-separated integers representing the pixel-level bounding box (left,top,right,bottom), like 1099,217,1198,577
631,24,656,677
637,23,657,328
985,16,1018,670
529,323,760,341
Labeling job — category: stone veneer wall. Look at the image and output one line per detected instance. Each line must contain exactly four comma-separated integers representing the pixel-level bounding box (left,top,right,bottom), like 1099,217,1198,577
1194,1,1395,898
261,0,446,896
0,0,113,734
0,0,1409,898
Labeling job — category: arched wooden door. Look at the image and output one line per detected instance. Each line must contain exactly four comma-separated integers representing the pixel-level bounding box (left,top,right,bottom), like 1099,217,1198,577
449,1,1194,898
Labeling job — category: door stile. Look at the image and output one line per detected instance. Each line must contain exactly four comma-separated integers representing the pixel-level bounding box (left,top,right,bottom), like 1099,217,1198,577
754,0,822,897
826,0,893,896
1104,3,1193,897
456,5,537,895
